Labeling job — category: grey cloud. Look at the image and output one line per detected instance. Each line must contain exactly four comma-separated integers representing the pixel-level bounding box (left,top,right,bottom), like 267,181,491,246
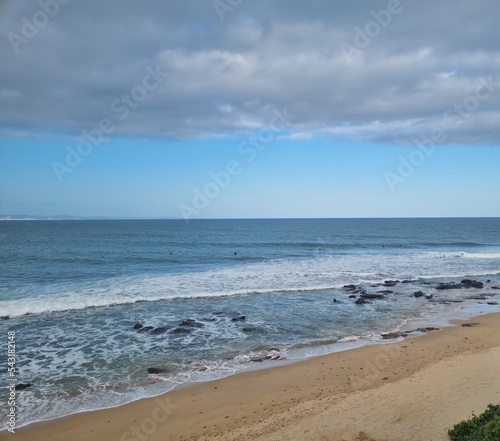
1,0,499,144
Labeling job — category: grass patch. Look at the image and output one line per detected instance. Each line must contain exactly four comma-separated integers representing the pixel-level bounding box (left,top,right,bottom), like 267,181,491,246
448,404,500,441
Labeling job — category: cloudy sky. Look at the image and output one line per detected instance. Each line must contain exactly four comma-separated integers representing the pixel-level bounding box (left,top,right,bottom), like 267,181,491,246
1,0,499,218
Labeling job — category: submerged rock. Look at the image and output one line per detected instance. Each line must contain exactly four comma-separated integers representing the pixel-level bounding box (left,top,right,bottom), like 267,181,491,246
377,290,394,294
343,284,358,291
150,327,170,334
383,280,399,287
242,326,258,332
15,383,31,390
348,295,357,299
179,319,204,328
137,326,154,333
436,282,460,290
360,293,385,300
133,323,143,330
231,315,246,322
355,298,370,305
171,327,192,334
413,291,425,298
147,367,166,374
381,332,408,339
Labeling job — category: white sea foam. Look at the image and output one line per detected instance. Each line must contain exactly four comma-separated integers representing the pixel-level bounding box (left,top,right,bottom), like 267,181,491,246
2,250,499,317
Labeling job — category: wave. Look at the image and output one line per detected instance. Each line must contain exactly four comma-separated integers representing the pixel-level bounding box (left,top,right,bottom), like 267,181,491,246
2,250,499,318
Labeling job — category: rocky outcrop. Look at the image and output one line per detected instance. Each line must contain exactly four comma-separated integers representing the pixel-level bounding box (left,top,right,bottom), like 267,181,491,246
436,279,485,290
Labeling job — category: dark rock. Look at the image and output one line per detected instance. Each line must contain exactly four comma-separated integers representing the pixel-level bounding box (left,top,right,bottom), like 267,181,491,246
333,298,342,303
355,298,370,305
360,293,385,300
242,326,258,332
213,311,224,316
231,315,246,322
425,294,433,299
487,302,499,305
377,290,394,294
466,295,488,300
15,383,31,390
147,367,166,374
179,319,204,328
1,316,9,320
343,284,358,291
171,327,192,334
486,280,491,283
414,327,440,333
133,323,143,330
461,279,484,289
383,280,399,287
353,288,366,294
491,286,500,290
402,280,417,284
413,291,425,298
436,282,460,290
150,327,170,334
137,326,154,333
381,332,408,339
348,295,357,299
461,323,479,327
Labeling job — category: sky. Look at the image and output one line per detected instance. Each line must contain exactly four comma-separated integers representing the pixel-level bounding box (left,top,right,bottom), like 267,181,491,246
0,0,499,219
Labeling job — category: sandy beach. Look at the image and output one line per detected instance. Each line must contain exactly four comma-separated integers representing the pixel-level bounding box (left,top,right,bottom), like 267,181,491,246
8,311,499,441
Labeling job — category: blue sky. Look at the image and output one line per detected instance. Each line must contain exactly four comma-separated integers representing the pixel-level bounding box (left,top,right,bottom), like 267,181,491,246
1,135,499,218
1,1,499,219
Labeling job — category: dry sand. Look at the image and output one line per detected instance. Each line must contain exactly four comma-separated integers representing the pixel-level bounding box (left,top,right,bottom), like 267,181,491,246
9,312,500,441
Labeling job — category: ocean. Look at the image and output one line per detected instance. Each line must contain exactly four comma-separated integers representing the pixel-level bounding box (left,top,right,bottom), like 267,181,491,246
1,218,499,427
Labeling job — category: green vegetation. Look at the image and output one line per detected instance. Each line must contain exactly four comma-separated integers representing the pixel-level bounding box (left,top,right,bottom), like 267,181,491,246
448,404,500,441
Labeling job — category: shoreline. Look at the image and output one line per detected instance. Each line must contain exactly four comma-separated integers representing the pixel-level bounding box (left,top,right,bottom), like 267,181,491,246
9,297,494,429
11,311,500,441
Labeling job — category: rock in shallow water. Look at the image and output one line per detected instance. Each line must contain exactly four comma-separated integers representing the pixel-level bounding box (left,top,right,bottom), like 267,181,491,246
231,315,246,322
381,332,408,339
360,293,385,300
15,383,31,390
147,367,167,374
